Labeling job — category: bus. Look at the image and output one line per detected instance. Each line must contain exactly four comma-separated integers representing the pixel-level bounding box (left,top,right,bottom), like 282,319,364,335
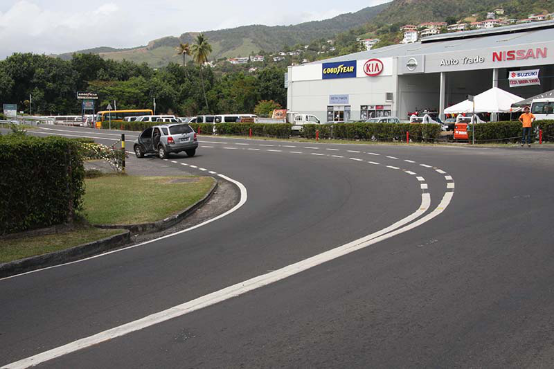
95,109,153,128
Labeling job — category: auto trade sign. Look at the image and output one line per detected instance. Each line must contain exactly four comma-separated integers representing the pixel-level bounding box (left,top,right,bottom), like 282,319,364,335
322,61,357,79
509,69,540,87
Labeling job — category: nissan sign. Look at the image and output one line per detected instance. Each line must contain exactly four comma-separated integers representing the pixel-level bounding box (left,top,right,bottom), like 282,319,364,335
363,59,384,76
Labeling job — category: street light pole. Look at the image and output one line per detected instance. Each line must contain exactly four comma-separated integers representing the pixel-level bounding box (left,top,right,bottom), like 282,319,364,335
29,94,32,116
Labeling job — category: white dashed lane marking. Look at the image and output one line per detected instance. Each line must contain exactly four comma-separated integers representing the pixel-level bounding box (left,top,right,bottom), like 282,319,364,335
386,166,400,170
267,149,282,152
421,184,429,190
312,153,325,156
435,169,446,174
368,161,380,165
350,158,364,162
386,156,398,160
447,183,455,189
404,160,416,163
420,164,432,168
367,153,380,156
223,147,238,150
445,175,453,181
417,177,425,182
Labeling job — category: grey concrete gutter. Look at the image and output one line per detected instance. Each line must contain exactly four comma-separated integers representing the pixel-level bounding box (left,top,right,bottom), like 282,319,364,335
0,231,130,278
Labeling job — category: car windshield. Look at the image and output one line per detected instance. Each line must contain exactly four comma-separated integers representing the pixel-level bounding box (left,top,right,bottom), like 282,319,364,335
531,102,554,114
169,124,193,135
366,118,379,123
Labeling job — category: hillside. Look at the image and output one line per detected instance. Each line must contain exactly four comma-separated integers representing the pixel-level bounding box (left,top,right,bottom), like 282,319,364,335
60,3,389,67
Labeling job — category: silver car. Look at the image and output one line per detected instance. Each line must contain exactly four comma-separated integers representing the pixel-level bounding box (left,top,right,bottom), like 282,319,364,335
134,124,198,159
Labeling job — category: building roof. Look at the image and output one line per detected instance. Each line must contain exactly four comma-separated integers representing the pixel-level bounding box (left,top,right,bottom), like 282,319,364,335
306,21,554,65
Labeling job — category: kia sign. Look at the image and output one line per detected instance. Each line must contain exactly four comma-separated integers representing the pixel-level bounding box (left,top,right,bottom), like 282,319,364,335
363,59,384,76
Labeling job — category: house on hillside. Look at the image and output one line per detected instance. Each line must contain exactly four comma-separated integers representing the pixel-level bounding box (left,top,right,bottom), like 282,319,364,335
401,25,418,32
419,22,447,30
250,55,264,62
228,57,249,65
447,23,468,32
361,39,380,51
420,28,440,37
517,19,532,24
402,30,418,43
471,21,484,29
495,9,505,15
483,19,501,28
529,14,547,21
486,12,496,19
273,56,285,62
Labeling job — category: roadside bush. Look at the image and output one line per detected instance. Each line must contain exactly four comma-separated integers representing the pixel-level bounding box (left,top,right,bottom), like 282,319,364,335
215,123,292,138
302,123,441,142
469,120,554,143
0,135,85,234
189,123,215,135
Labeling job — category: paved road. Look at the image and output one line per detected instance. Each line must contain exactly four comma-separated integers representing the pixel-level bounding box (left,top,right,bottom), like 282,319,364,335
1,126,554,368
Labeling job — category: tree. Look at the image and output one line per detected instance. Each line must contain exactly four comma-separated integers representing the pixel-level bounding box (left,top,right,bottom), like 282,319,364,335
254,100,281,117
191,34,213,111
176,43,191,68
446,16,458,25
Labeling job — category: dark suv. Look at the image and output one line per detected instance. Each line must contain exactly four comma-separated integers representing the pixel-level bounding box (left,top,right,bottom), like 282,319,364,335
134,124,198,159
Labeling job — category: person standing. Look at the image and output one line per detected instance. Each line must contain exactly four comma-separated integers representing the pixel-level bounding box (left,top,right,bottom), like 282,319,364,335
519,106,535,147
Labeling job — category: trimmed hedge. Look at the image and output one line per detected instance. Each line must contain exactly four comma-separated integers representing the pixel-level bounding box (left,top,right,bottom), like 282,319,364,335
101,121,158,131
469,120,554,142
301,123,442,142
0,135,85,234
215,123,292,138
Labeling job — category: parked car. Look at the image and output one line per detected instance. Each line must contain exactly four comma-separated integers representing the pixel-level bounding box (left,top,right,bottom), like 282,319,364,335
134,123,198,159
156,117,180,123
135,115,176,123
443,118,456,131
365,117,401,123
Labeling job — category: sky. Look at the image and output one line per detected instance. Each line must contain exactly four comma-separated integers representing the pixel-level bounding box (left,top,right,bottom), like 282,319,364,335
0,0,390,59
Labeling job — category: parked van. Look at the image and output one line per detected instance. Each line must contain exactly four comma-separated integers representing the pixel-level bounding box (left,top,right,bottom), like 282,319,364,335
136,115,176,123
530,98,554,120
214,114,257,123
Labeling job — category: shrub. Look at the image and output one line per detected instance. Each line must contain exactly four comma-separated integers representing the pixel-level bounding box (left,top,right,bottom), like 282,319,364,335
301,123,441,142
189,123,215,135
469,120,554,143
0,136,85,234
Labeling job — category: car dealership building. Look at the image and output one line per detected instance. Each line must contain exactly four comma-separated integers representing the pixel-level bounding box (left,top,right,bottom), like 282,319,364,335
286,21,554,122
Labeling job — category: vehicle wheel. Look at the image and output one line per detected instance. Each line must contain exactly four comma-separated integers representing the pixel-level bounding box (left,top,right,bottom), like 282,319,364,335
134,145,144,158
158,145,169,159
185,149,196,157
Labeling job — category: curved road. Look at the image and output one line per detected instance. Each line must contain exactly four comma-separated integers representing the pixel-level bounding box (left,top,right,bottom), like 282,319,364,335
1,126,554,368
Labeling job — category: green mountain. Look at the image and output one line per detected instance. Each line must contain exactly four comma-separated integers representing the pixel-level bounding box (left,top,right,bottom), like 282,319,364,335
59,3,390,67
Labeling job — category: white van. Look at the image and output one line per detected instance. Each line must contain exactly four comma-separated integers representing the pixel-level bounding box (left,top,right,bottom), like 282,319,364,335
214,114,257,123
530,98,554,120
136,115,176,123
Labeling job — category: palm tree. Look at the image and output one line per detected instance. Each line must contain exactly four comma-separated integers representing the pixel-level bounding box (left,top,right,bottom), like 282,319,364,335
175,42,191,68
191,34,212,111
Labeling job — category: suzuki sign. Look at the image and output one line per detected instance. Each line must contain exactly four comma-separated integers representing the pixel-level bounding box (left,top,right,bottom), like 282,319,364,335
363,59,384,76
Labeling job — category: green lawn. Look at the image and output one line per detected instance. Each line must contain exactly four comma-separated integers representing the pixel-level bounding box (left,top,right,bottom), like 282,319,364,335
0,227,125,263
83,175,215,225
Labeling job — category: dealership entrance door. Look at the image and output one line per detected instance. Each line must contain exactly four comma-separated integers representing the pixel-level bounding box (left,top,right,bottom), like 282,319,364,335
327,105,351,122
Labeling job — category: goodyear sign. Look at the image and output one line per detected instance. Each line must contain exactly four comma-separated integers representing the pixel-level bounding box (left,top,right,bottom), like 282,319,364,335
322,61,356,79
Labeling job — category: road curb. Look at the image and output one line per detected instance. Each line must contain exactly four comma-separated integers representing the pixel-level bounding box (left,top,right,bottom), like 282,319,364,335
0,231,131,279
94,178,218,234
0,179,218,278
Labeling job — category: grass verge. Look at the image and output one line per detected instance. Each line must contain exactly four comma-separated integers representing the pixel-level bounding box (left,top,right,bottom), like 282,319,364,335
83,174,215,225
0,227,125,263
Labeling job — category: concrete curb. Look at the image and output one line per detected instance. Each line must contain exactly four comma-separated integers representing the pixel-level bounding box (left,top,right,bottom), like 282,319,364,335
0,178,219,278
94,178,218,234
0,231,131,279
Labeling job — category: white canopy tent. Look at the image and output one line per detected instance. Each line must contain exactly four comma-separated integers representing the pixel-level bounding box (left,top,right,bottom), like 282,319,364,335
444,87,523,114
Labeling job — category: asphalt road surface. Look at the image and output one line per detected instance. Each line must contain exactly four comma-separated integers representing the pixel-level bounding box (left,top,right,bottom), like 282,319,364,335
1,125,554,368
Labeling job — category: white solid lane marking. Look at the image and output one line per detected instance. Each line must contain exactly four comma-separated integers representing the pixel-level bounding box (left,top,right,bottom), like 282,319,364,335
368,161,380,165
404,160,416,163
436,169,446,174
445,175,453,181
416,176,425,182
386,156,398,160
6,190,437,369
31,130,120,141
386,166,399,170
421,184,429,190
447,183,455,189
420,164,432,168
267,149,282,152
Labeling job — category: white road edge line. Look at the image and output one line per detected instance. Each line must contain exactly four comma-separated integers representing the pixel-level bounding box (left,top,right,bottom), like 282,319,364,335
0,175,248,282
5,186,448,369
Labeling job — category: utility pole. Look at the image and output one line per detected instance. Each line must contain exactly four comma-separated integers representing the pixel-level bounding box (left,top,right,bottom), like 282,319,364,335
153,97,156,115
29,94,32,115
